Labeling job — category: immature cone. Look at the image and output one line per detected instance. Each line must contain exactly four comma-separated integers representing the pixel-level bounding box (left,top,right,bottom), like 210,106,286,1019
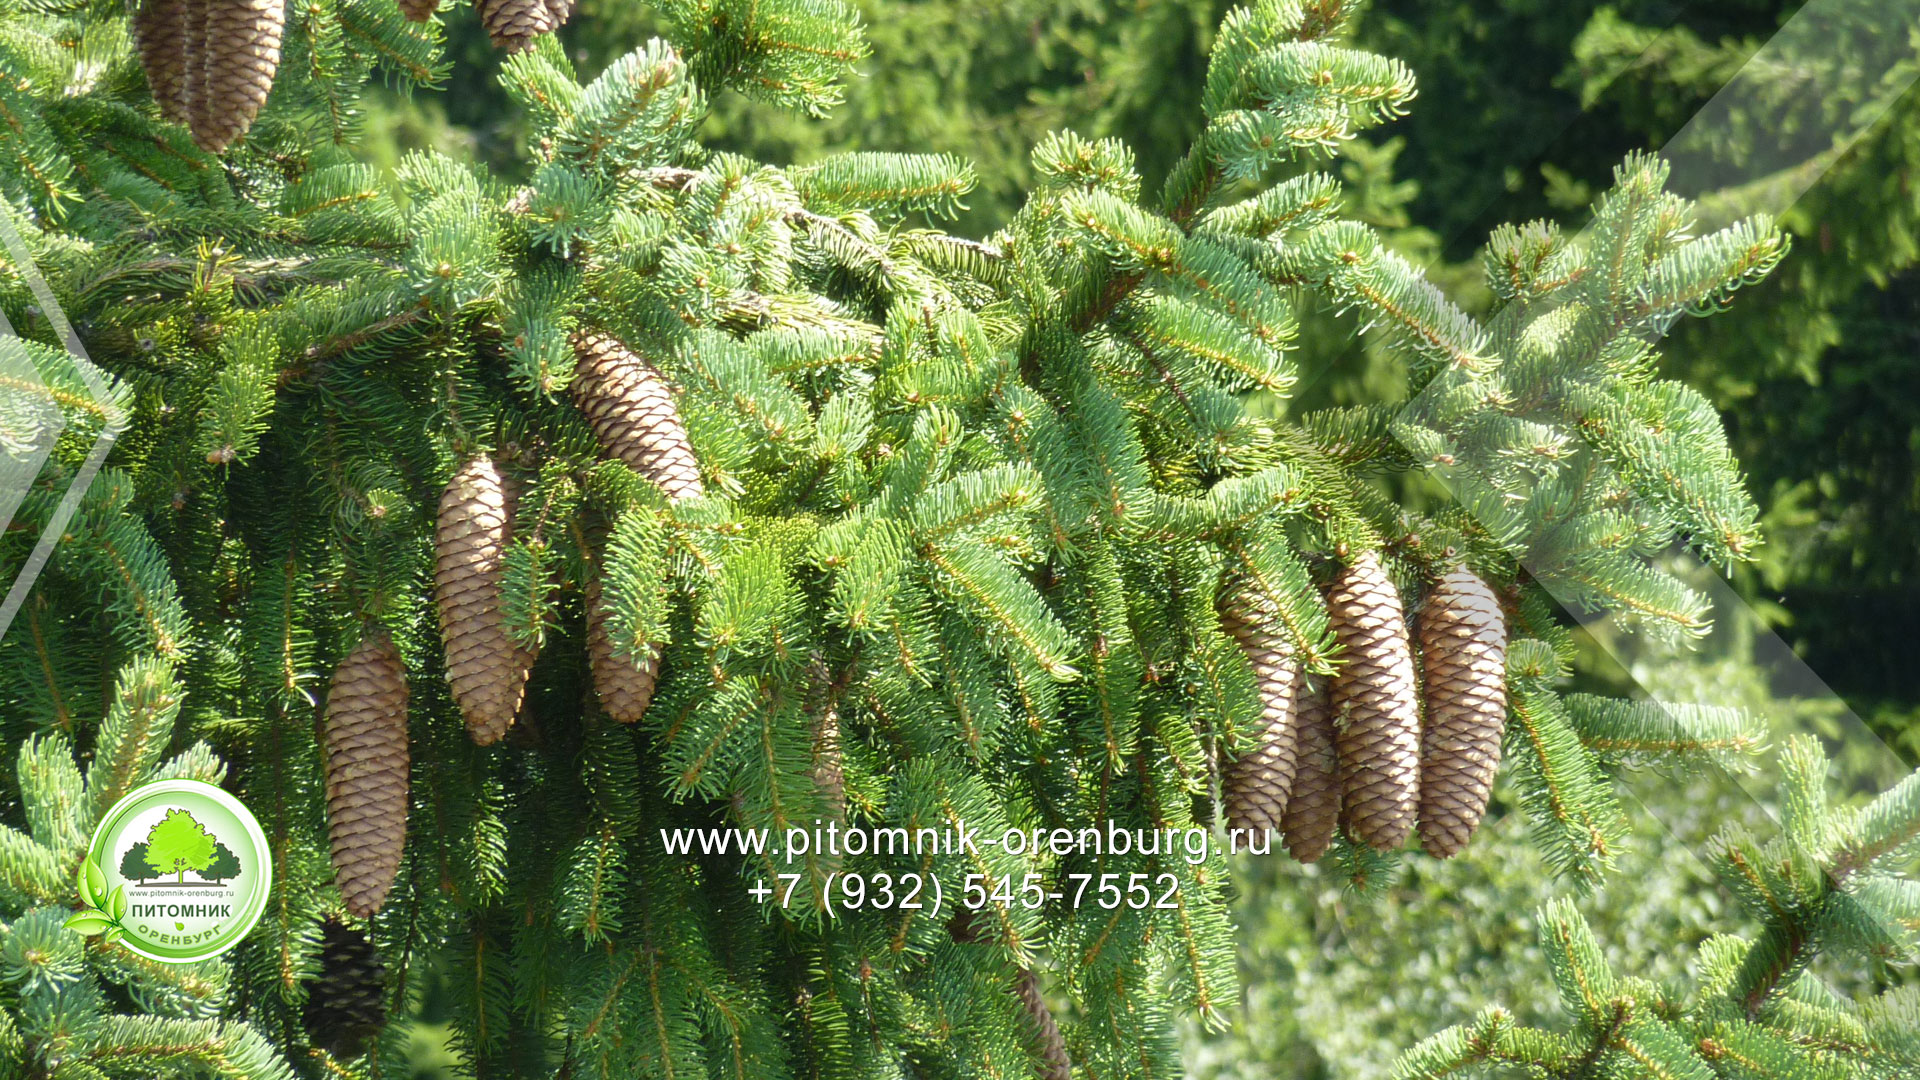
1327,552,1422,850
190,0,285,153
478,0,554,53
572,333,704,501
131,0,192,125
1012,967,1073,1080
1280,678,1339,862
324,631,409,918
1417,568,1508,858
585,576,661,725
304,918,388,1059
1218,593,1300,836
396,0,440,21
435,456,537,745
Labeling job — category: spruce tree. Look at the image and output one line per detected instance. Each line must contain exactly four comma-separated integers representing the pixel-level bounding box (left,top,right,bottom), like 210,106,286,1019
0,2,1914,1080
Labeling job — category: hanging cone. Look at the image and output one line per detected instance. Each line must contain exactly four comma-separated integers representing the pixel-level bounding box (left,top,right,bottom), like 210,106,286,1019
1219,592,1301,837
572,332,704,502
1417,568,1508,858
323,631,410,918
181,0,208,137
304,918,388,1059
585,576,661,724
1012,967,1073,1080
435,455,538,745
478,0,554,53
1327,552,1421,851
132,0,192,125
190,0,284,153
396,0,439,21
1280,677,1338,862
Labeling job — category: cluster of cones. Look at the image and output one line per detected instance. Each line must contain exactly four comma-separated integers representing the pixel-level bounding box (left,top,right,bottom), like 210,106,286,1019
130,0,284,152
1221,552,1509,862
129,0,570,156
322,333,700,917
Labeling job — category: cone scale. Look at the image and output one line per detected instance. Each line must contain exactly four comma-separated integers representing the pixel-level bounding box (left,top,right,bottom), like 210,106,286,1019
304,918,389,1059
479,0,555,53
435,455,538,745
1219,592,1300,837
1013,967,1073,1080
1417,568,1508,858
1327,552,1422,851
572,332,705,502
1281,677,1339,862
131,0,192,125
190,0,285,153
585,576,662,725
323,631,410,919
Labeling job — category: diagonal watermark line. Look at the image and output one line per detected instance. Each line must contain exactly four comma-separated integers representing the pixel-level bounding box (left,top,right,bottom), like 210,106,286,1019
0,209,128,646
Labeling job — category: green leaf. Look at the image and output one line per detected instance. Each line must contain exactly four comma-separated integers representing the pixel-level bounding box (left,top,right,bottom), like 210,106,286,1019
79,858,106,910
109,884,127,920
64,911,112,936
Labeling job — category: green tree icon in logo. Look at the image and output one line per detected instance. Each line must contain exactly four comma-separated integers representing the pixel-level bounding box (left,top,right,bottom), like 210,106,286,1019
202,842,242,884
143,808,218,883
119,842,153,884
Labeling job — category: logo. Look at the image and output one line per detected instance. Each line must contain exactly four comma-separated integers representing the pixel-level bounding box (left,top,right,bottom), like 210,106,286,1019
66,779,272,963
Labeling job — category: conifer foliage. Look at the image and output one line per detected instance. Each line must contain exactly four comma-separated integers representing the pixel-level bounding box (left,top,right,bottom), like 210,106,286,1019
1397,737,1920,1080
0,0,1914,1078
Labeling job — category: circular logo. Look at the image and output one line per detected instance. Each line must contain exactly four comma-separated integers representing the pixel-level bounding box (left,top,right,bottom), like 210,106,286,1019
72,780,272,963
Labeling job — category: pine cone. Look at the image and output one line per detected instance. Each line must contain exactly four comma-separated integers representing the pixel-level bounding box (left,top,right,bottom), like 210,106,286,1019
1417,568,1507,858
323,631,409,918
585,576,661,725
304,918,388,1059
435,455,538,745
1280,677,1339,862
478,0,554,53
132,0,192,125
1327,552,1421,850
1219,593,1300,837
1012,967,1073,1080
572,333,704,502
190,0,284,153
396,0,439,21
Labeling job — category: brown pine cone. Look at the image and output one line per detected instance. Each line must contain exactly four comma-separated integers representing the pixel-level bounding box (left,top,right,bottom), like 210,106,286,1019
1328,552,1421,851
585,576,661,725
435,456,538,745
1417,568,1508,858
572,332,704,502
1012,967,1072,1080
191,0,284,153
324,631,410,918
478,0,554,53
132,0,192,125
304,918,388,1059
1280,677,1339,862
181,0,208,134
396,0,439,21
1219,593,1300,837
